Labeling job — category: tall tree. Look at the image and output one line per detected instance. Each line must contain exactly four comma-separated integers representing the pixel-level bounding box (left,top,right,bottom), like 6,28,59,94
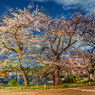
0,4,47,87
78,11,95,81
37,13,87,85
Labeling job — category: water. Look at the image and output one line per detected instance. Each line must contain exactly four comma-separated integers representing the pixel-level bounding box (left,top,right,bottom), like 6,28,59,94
0,75,33,86
0,75,53,86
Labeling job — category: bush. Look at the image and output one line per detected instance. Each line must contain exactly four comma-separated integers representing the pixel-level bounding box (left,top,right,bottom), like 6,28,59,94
64,75,75,83
73,75,78,81
84,74,88,77
59,75,64,78
8,79,17,86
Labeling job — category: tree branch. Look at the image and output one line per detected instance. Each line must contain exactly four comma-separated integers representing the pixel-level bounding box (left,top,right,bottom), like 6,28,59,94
2,42,17,53
58,40,77,56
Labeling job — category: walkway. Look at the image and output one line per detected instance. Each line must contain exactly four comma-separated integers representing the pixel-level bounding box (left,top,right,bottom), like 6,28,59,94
0,86,95,95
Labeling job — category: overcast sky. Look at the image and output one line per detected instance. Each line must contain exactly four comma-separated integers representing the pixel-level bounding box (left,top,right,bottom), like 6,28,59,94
0,0,95,18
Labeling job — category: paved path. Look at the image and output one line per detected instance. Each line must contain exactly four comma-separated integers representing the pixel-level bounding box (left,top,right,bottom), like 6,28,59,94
0,86,95,95
69,88,95,92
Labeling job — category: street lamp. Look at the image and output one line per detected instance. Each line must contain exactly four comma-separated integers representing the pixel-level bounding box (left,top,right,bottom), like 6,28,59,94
17,73,20,86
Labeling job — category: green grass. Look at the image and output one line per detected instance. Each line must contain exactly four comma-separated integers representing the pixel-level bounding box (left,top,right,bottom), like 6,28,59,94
0,85,45,90
0,79,95,90
83,78,89,82
76,78,89,82
62,81,95,88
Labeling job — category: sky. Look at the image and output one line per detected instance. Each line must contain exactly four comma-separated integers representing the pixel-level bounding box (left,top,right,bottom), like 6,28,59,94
0,0,95,19
0,0,94,68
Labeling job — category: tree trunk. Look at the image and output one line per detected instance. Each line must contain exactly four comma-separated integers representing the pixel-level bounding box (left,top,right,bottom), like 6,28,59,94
22,71,29,88
53,56,60,86
89,74,91,85
16,53,29,88
89,73,93,80
54,70,60,86
52,73,55,83
89,73,94,85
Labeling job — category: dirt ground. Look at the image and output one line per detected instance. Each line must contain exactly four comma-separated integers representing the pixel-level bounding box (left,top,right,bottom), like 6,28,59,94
0,86,95,95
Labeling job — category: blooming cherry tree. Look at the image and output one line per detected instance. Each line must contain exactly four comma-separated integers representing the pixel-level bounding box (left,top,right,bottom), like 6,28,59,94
0,4,47,87
37,13,88,85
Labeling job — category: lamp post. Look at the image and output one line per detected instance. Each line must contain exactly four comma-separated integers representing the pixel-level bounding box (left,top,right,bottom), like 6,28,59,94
17,73,20,86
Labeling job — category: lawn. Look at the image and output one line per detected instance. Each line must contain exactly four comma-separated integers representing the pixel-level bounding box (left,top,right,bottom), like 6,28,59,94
0,81,95,90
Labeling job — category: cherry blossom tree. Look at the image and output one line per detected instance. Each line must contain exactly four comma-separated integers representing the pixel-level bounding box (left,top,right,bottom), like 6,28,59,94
36,12,89,85
0,4,47,88
74,11,95,78
77,12,95,84
27,11,95,86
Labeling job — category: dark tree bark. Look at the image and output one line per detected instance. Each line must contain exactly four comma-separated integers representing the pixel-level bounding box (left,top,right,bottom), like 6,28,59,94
54,69,60,86
22,71,29,88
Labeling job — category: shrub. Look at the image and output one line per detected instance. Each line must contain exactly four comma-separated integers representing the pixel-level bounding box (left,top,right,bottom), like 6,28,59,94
84,74,88,77
59,75,64,78
73,75,78,82
64,75,75,83
8,79,17,86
